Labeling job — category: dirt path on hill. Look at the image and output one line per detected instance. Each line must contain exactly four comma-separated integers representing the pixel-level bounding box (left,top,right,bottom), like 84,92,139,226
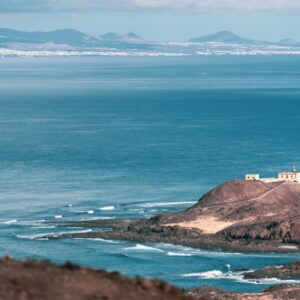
165,182,289,234
201,181,288,209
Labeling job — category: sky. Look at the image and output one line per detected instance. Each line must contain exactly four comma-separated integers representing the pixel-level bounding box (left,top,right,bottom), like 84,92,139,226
0,0,300,42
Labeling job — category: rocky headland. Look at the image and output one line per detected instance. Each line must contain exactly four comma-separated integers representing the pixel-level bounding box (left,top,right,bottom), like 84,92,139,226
58,179,300,253
0,257,299,300
242,261,300,280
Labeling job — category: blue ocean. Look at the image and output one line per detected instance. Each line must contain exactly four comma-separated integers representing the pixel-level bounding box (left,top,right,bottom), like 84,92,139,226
0,56,300,292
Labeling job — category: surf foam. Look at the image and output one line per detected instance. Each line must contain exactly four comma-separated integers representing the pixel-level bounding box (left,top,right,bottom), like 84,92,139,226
167,251,193,257
17,229,92,240
0,219,17,225
182,269,300,285
124,244,164,253
99,206,115,211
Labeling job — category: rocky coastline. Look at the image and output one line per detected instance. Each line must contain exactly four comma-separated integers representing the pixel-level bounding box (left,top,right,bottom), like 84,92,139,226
40,179,300,299
242,261,300,280
55,179,300,253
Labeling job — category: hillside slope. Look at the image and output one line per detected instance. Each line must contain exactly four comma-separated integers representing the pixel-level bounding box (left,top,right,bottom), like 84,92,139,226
159,180,300,240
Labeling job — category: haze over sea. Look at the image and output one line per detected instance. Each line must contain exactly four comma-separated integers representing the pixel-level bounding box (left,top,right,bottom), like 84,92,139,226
1,56,300,292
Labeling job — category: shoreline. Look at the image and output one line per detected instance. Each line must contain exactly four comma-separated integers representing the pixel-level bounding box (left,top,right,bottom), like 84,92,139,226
54,218,300,254
49,178,300,254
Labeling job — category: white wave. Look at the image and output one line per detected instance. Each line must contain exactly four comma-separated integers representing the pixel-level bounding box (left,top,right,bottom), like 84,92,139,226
68,204,73,207
72,210,87,214
82,216,115,221
181,270,300,285
167,251,193,257
182,270,227,279
17,229,92,240
15,219,47,227
157,243,243,257
87,210,94,214
124,244,164,253
54,215,63,219
33,226,56,229
253,278,300,285
0,219,17,224
99,206,115,211
138,201,197,208
75,238,121,244
279,245,298,250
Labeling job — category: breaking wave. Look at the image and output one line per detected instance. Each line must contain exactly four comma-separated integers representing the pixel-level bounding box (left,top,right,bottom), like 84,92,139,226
157,244,243,257
81,216,116,221
17,229,92,240
124,244,165,253
99,206,115,211
167,251,193,257
0,219,18,225
75,238,121,244
181,269,300,285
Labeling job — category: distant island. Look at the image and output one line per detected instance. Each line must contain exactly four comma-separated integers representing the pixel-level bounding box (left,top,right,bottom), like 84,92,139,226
1,28,300,57
54,169,300,253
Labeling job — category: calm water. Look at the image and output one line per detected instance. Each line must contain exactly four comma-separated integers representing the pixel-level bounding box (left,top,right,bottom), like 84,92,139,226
0,56,300,292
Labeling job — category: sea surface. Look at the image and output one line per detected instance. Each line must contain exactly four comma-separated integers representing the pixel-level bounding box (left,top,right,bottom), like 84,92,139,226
0,56,300,292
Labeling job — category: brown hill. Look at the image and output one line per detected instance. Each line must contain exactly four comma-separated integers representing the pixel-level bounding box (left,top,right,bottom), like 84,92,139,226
157,180,300,245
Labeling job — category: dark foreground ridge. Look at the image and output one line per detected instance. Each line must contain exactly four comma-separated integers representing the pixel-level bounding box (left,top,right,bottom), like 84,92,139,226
0,257,189,300
59,179,300,253
0,257,299,300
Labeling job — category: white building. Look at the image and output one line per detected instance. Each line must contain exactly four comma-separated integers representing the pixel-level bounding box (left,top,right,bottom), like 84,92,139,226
245,167,300,183
245,174,260,181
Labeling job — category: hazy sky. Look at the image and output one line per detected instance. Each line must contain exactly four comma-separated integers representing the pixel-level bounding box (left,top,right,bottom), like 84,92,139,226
0,0,299,41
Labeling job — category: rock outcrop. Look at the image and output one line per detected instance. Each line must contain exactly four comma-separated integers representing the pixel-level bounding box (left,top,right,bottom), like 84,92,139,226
243,261,300,280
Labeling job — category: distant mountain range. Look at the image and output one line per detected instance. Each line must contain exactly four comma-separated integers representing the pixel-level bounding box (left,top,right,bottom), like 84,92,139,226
189,31,300,46
189,31,267,44
278,38,300,47
0,28,98,46
0,28,299,56
99,32,146,44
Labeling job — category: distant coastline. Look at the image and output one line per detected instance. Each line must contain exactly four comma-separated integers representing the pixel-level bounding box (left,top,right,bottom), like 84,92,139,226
1,29,300,57
2,48,300,58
